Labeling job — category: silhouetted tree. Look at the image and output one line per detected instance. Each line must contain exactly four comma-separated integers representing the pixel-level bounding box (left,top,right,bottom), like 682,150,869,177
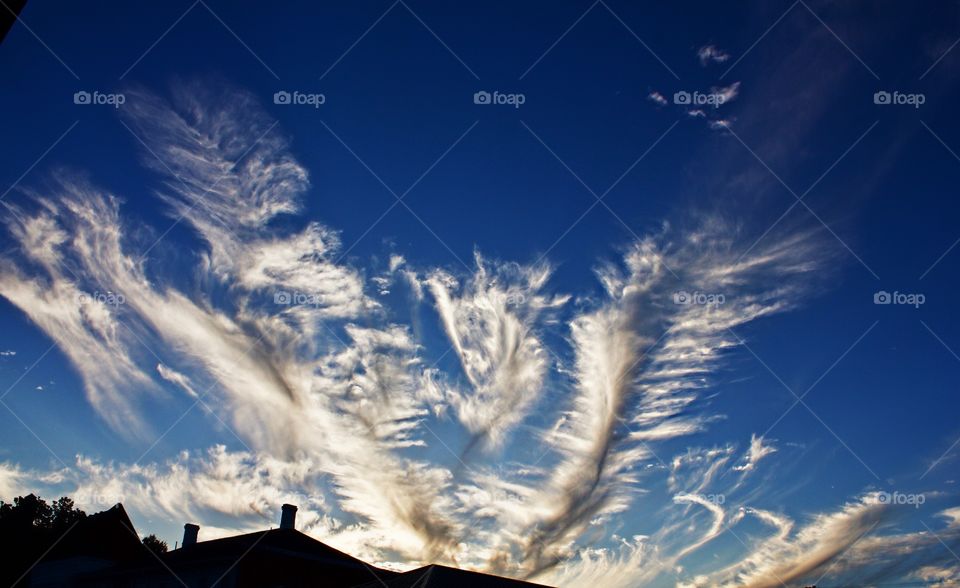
142,534,168,555
0,493,53,527
0,493,86,530
51,496,86,530
0,494,88,587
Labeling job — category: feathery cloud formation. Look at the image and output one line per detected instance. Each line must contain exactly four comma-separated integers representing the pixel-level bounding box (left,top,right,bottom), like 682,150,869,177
0,82,955,586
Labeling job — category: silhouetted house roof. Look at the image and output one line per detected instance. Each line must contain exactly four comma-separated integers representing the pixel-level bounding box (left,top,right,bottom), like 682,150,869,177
17,502,553,588
170,527,394,587
49,503,143,561
29,504,145,588
353,564,551,588
84,527,399,588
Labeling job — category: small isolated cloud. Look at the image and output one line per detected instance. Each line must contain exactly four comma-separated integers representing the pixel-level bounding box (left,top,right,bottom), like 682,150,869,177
734,434,778,472
372,275,391,296
710,119,733,131
388,254,406,273
648,91,668,105
648,82,739,132
0,350,15,356
698,44,730,66
712,81,741,105
372,254,410,296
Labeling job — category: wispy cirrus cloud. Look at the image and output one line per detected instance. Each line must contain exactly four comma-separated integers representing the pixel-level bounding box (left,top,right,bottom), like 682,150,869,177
711,81,740,105
0,185,156,434
542,440,960,588
0,83,458,561
427,254,568,452
483,222,826,578
1,81,956,587
678,494,960,588
156,363,199,398
733,434,777,473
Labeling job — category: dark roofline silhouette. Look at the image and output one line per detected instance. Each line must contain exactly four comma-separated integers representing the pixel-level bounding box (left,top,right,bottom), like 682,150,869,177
352,563,552,588
14,500,553,587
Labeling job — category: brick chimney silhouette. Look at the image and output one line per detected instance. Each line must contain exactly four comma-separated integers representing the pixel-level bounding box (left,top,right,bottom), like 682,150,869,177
182,523,199,548
280,504,297,530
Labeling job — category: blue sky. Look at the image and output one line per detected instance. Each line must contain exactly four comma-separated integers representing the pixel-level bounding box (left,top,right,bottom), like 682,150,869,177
1,1,960,586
